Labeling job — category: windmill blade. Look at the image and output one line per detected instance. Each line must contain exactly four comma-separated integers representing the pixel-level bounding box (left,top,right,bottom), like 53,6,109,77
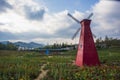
72,28,81,40
67,13,80,23
87,13,93,19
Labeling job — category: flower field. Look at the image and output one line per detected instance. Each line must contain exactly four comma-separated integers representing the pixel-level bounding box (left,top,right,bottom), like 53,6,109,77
0,48,120,80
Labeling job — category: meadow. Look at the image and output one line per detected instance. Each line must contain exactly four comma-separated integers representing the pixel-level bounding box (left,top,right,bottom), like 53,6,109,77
0,48,120,80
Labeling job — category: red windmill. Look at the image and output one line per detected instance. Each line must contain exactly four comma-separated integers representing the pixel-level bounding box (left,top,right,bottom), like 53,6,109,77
67,13,100,66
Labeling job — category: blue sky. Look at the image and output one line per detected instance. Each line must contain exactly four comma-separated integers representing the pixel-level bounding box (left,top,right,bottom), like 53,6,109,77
37,0,99,12
0,0,120,44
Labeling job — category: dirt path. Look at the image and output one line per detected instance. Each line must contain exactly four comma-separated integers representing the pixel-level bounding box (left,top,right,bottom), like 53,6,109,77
72,60,75,65
35,63,48,80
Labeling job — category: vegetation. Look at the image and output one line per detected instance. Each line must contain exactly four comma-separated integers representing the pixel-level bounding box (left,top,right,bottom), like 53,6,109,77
43,48,120,80
0,36,119,80
42,42,75,49
0,47,120,80
96,36,120,49
0,43,17,50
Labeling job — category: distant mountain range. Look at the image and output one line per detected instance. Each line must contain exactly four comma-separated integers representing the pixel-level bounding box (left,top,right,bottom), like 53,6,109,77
0,41,10,45
0,41,44,48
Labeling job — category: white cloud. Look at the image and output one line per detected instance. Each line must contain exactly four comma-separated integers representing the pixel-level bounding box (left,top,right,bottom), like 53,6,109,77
7,0,47,20
8,0,46,15
92,0,120,38
43,10,72,33
0,0,78,44
0,0,12,13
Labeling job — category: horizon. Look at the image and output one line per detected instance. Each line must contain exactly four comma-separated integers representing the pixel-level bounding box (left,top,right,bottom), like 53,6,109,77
0,35,119,45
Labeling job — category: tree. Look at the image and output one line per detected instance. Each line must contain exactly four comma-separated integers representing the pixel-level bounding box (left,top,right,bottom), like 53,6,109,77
0,42,17,50
0,43,5,50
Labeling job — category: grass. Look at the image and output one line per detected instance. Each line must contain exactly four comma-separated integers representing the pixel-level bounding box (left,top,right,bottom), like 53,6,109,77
0,48,120,80
98,48,120,66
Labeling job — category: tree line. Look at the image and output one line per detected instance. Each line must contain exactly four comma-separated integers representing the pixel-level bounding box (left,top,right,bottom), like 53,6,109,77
42,42,76,49
0,42,17,50
44,36,120,49
96,36,120,49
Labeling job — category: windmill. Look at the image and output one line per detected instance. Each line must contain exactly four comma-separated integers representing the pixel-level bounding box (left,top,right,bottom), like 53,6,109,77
67,13,100,66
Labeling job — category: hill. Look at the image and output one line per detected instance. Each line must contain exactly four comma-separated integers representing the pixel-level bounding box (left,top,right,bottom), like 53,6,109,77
0,41,44,49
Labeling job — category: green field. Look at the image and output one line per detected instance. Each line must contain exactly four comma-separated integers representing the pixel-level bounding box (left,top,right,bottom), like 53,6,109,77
0,48,120,80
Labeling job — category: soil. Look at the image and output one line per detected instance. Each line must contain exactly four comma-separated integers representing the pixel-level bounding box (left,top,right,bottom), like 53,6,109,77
34,63,48,80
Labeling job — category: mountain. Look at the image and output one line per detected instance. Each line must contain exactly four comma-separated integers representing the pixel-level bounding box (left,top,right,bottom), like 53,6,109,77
14,42,44,48
0,41,11,45
0,41,44,48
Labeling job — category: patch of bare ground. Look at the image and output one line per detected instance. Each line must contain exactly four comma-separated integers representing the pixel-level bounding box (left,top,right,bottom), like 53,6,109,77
34,63,48,80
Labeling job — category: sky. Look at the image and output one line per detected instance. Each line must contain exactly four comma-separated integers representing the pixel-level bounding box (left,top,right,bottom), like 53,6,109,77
0,0,120,44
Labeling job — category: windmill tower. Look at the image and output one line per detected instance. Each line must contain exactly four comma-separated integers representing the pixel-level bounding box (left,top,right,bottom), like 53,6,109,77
68,13,100,66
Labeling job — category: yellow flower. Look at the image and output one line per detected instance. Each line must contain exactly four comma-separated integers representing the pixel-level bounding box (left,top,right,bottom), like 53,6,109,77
19,78,24,80
10,77,14,80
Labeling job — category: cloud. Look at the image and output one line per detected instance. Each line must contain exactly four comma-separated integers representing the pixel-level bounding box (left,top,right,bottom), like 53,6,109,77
101,0,120,1
0,0,83,44
91,0,120,38
0,0,12,13
0,9,81,44
0,22,5,25
0,10,72,38
54,22,80,39
0,30,52,41
7,0,47,21
24,6,45,20
0,31,16,40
